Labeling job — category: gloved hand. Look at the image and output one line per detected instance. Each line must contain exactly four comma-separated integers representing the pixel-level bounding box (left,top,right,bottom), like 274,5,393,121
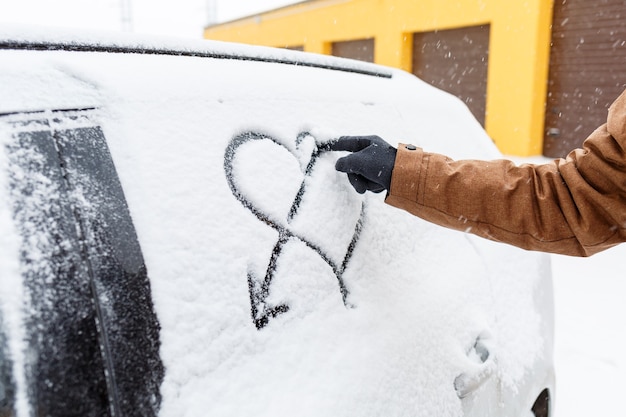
331,135,397,194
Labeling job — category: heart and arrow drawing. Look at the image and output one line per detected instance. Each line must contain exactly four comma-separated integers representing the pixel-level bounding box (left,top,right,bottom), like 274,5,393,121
224,132,366,329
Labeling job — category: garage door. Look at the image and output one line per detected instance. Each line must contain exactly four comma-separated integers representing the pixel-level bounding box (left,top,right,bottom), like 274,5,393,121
544,0,626,157
331,38,375,63
412,25,490,127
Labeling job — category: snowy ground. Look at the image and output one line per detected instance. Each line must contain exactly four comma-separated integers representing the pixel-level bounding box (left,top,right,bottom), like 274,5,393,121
552,244,626,416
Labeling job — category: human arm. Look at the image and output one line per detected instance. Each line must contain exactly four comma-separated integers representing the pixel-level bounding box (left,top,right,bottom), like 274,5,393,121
336,90,626,256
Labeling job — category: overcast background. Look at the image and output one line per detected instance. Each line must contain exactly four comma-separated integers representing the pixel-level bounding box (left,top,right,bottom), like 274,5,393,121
0,0,299,38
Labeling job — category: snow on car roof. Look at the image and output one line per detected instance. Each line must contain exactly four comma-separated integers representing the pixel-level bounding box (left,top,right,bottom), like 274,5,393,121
0,23,393,78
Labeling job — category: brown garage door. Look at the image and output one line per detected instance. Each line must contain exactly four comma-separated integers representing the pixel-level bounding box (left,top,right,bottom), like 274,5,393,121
331,38,375,63
544,0,626,157
412,25,490,126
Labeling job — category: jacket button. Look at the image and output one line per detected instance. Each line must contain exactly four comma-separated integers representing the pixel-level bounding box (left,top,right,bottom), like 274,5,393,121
405,144,417,150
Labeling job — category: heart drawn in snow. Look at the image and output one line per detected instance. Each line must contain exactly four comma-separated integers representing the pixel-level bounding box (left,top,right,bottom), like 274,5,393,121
224,131,366,329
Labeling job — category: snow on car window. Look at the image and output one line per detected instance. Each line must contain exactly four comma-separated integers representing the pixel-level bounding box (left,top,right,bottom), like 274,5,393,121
1,110,163,416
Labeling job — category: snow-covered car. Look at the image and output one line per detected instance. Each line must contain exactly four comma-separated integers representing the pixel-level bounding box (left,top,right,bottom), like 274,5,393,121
0,27,554,417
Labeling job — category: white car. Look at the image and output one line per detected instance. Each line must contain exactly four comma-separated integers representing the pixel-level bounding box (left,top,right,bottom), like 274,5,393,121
0,26,554,417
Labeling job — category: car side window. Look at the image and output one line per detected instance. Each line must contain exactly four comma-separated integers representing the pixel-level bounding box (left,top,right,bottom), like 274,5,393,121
2,110,163,417
0,311,15,417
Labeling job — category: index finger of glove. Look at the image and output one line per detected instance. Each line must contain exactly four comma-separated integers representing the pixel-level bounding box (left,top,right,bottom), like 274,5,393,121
329,136,376,153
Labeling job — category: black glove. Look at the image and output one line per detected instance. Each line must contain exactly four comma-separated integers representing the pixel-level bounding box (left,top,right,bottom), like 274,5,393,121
331,135,397,194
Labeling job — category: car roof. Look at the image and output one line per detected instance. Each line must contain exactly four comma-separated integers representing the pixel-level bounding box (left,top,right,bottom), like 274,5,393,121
0,24,393,78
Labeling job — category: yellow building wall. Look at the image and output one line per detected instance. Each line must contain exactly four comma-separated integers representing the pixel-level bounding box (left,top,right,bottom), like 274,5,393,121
204,0,555,156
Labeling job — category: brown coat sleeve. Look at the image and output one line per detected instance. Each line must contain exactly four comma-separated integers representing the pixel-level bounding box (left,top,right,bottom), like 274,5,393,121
385,90,626,257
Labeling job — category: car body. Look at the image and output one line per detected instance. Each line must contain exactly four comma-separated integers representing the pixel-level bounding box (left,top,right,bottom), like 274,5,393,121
0,26,554,417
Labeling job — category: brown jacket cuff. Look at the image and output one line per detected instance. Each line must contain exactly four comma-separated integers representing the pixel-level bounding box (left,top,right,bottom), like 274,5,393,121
386,143,427,208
